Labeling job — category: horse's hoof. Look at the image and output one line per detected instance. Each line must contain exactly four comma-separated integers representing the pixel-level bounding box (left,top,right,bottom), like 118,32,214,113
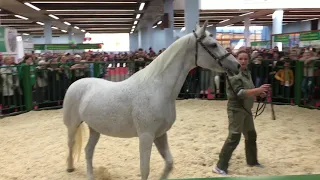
67,168,75,173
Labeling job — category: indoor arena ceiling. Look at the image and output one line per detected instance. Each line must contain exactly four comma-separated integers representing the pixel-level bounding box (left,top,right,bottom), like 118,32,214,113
0,0,319,35
174,8,320,28
0,0,153,35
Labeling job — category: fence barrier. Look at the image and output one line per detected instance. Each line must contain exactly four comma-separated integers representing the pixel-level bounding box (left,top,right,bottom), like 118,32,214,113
0,59,319,118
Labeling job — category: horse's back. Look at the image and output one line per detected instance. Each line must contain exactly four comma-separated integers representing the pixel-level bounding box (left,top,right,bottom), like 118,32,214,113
64,77,138,137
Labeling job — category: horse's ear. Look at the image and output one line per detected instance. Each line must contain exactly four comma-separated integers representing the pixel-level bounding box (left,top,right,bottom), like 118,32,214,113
201,20,208,35
195,22,201,31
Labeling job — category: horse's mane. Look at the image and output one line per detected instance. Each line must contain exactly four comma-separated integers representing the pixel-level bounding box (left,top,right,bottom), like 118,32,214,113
132,33,193,83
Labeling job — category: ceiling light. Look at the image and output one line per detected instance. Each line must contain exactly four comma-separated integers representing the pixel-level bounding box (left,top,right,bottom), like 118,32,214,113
207,24,213,27
134,20,138,25
55,13,133,15
131,28,134,31
23,33,30,36
61,30,67,33
47,9,134,12
139,3,145,11
152,25,157,28
301,18,319,22
64,21,71,25
157,21,162,25
81,29,86,32
136,14,141,19
14,15,29,20
239,12,254,16
225,24,234,27
24,2,41,11
132,26,136,29
219,19,230,23
52,26,58,29
36,21,44,25
48,14,59,19
74,26,79,29
130,32,133,34
31,1,137,3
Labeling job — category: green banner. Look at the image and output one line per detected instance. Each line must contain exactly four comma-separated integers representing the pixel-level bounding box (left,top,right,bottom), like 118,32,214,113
34,43,102,50
299,31,320,41
34,44,46,50
0,27,6,52
274,35,289,43
251,41,269,46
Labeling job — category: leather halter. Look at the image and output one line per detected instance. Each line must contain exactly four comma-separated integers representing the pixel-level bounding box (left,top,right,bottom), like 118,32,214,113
193,30,231,68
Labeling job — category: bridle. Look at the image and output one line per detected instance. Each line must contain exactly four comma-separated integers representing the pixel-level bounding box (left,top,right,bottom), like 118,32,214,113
192,30,275,120
193,30,231,68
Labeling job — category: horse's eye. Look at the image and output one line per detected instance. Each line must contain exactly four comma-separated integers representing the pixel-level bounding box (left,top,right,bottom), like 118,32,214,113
212,43,217,48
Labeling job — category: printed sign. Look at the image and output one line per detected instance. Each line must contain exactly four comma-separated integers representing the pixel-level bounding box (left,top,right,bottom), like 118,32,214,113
274,35,289,43
299,31,320,41
0,27,18,54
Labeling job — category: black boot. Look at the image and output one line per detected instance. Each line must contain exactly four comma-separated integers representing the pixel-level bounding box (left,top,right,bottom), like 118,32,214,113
216,133,241,172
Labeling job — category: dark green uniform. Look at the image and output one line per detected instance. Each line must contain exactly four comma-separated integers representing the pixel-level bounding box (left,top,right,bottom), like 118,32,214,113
217,69,259,173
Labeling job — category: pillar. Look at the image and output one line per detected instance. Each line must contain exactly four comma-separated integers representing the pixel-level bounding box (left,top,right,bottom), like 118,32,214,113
272,9,284,50
129,33,138,51
68,26,73,42
44,21,52,44
184,0,199,34
164,0,174,47
146,21,153,50
138,30,142,48
244,17,251,47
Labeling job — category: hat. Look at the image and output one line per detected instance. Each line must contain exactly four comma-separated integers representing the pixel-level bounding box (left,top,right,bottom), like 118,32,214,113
74,55,81,58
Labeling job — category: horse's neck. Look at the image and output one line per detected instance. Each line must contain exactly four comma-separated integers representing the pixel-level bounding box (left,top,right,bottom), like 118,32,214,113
162,52,195,98
146,40,195,99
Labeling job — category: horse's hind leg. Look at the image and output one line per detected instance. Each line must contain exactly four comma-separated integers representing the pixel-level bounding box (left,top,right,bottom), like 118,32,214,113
85,126,101,180
154,133,173,180
66,122,82,172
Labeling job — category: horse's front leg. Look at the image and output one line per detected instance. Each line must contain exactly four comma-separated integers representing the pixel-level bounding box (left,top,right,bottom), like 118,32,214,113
139,133,154,180
154,132,173,180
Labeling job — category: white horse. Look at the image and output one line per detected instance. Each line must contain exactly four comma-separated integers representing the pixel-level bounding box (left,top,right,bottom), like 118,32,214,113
63,20,240,180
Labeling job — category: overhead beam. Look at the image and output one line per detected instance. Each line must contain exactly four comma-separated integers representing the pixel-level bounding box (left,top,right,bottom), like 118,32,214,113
217,10,274,27
23,0,149,3
40,10,147,14
0,0,83,33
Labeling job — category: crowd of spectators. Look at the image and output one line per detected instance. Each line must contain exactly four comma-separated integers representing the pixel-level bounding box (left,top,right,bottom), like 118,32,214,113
0,45,319,115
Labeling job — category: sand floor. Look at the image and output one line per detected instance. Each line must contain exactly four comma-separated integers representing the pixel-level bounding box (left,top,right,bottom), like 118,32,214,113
0,100,320,180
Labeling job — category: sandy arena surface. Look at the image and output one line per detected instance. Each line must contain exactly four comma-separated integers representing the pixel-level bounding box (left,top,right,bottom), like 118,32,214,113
0,100,320,180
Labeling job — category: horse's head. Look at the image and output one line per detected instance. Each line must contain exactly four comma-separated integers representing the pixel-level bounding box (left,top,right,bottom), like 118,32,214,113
192,20,240,75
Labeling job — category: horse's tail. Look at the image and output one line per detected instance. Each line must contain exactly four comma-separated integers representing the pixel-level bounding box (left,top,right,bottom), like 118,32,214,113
63,80,86,166
72,122,85,162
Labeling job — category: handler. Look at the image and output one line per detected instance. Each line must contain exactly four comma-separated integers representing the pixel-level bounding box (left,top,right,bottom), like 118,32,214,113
213,51,270,175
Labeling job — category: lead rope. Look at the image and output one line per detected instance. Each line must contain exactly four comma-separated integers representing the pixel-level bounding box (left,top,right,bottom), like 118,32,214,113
225,72,269,119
